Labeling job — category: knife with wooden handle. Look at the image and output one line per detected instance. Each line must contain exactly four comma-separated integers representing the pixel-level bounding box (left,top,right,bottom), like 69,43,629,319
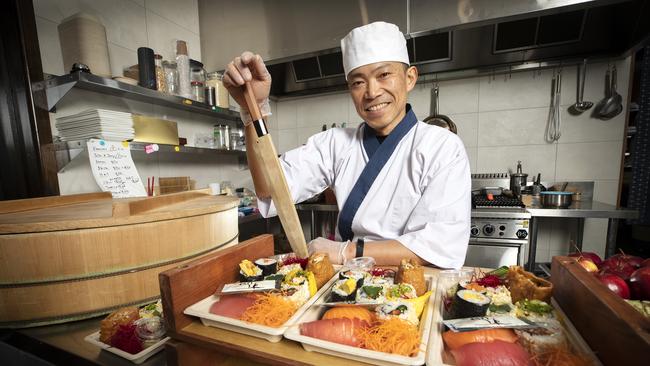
242,82,309,258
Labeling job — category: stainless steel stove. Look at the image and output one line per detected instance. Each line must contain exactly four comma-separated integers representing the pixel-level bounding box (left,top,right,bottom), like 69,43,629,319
466,174,531,268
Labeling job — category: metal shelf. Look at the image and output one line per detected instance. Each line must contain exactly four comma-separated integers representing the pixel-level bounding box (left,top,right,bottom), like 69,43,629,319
53,140,247,157
32,72,241,121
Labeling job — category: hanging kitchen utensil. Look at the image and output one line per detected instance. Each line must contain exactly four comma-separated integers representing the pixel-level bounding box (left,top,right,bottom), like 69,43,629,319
242,82,308,258
546,70,562,142
569,59,593,114
599,64,623,119
593,66,611,117
426,84,456,132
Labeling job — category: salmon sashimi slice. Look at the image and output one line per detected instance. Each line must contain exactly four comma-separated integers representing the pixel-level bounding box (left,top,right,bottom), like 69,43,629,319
443,328,518,350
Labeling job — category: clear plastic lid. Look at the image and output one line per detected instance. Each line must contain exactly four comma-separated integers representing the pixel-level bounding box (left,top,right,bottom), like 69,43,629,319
134,316,166,341
343,256,376,272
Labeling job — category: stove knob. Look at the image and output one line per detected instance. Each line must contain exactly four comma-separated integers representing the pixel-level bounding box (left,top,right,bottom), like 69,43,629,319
483,224,495,236
516,229,528,239
470,226,479,237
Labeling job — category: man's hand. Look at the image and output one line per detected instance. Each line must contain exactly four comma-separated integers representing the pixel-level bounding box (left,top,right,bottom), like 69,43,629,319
223,51,271,124
308,237,351,265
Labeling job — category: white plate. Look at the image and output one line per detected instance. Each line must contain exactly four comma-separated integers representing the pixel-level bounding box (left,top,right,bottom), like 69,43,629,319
283,274,436,366
184,271,340,342
84,331,170,364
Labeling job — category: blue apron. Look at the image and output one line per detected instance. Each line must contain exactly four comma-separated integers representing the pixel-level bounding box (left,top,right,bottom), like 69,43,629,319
337,104,418,241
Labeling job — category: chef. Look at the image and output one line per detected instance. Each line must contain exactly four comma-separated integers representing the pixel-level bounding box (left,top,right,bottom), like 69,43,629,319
224,22,470,268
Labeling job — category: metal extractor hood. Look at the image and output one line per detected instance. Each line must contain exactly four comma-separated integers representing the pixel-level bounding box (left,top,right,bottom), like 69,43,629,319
267,0,650,97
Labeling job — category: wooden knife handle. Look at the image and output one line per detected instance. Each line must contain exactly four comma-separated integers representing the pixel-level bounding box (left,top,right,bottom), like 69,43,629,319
243,82,262,121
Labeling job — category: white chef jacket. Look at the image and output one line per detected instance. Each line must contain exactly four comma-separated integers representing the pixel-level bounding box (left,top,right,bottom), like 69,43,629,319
258,120,471,269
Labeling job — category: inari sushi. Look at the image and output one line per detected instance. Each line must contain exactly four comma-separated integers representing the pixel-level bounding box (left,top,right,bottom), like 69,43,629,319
395,259,427,296
331,278,358,302
451,289,490,318
306,253,335,289
376,300,419,325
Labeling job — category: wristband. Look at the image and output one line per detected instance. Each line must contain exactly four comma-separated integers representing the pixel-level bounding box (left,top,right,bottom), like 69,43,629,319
355,238,365,258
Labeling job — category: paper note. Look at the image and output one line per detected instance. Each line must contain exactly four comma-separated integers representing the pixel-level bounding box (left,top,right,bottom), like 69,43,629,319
87,139,147,198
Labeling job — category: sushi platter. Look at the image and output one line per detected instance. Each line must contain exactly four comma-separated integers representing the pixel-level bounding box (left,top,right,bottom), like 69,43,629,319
284,259,435,366
184,253,339,342
427,266,602,366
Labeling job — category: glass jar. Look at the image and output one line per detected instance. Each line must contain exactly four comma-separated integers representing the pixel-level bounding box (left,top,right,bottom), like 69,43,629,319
154,54,166,93
213,124,224,149
162,61,179,96
206,72,230,109
191,81,205,103
221,125,230,150
190,60,206,84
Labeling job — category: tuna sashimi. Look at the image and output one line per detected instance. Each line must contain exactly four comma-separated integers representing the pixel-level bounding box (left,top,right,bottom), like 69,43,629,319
299,318,368,347
443,328,518,350
208,294,258,319
451,340,532,366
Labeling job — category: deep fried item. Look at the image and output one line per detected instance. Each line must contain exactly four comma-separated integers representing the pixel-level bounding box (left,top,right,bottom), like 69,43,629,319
395,259,427,296
306,252,335,289
506,266,553,303
99,307,140,344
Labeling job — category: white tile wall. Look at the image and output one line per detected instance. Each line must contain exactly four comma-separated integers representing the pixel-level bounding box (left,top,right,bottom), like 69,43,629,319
35,0,201,77
271,57,632,261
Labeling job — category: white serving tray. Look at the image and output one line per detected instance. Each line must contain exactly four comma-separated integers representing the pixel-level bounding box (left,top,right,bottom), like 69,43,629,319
184,271,340,342
426,292,602,366
283,274,436,366
84,331,170,364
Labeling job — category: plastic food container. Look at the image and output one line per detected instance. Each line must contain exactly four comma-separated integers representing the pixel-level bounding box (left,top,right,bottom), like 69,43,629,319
135,316,166,348
343,256,376,272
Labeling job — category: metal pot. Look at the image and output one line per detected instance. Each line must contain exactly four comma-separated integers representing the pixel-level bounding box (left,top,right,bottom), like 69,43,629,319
540,191,573,208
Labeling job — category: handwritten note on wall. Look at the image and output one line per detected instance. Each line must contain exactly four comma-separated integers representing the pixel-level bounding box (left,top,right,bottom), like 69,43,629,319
87,139,147,198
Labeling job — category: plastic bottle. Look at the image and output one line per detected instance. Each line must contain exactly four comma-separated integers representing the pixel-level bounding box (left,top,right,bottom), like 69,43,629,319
175,40,191,99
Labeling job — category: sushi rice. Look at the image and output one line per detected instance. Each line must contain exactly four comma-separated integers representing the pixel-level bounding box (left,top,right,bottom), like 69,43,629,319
376,300,419,325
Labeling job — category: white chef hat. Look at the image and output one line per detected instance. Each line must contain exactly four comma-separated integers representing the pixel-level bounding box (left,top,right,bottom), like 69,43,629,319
341,21,410,79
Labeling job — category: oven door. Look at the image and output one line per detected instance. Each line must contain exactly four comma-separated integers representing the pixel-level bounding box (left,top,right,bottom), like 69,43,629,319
465,238,527,268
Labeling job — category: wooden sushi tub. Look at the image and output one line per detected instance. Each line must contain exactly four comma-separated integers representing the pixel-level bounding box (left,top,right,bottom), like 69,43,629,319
551,256,650,366
0,190,239,328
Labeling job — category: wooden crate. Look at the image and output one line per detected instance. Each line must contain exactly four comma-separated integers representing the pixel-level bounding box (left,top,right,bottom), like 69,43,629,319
551,256,650,366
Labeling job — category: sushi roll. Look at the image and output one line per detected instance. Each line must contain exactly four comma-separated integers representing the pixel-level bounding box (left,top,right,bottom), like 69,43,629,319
284,270,317,297
376,300,419,325
451,289,490,318
331,278,358,302
369,275,394,286
387,283,418,300
239,259,263,282
339,270,367,287
356,285,386,304
254,258,278,276
457,280,487,293
281,282,310,306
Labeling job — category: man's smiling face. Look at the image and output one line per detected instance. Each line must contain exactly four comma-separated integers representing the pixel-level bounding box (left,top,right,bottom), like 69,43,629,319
347,62,418,136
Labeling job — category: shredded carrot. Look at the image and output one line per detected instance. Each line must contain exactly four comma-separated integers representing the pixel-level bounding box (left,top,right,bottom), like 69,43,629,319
240,293,298,327
530,345,594,366
355,318,421,356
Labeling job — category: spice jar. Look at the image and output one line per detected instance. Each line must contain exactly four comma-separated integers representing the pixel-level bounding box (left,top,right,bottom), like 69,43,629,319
162,61,179,96
191,81,205,103
154,54,167,93
206,72,230,109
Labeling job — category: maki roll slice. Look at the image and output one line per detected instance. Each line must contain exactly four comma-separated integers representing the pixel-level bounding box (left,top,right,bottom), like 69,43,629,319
451,289,490,318
331,278,358,302
376,300,419,325
356,285,386,304
387,283,418,300
239,259,263,282
339,270,367,287
254,258,278,276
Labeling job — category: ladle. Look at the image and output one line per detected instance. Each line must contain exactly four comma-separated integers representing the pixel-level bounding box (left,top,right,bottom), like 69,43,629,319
598,65,623,119
570,59,593,114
